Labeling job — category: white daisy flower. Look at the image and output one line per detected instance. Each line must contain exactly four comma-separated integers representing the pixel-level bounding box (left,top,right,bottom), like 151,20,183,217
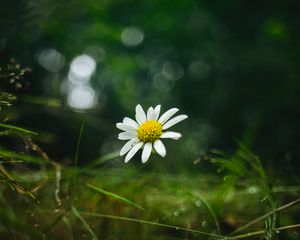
116,104,188,163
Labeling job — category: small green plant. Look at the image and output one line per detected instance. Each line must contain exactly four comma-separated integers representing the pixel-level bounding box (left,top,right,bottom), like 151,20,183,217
210,142,274,202
0,58,31,90
0,92,16,111
210,142,278,239
0,59,37,199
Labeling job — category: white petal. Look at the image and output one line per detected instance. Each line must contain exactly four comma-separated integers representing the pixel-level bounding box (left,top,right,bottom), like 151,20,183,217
154,139,166,157
135,104,147,124
120,138,139,156
118,131,136,140
141,142,152,163
163,114,188,130
116,123,136,132
146,107,154,120
123,117,139,129
125,142,143,163
161,131,182,140
158,108,179,124
153,105,161,120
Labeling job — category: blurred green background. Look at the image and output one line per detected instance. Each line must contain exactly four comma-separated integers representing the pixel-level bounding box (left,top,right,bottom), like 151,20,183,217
1,0,300,174
1,1,300,239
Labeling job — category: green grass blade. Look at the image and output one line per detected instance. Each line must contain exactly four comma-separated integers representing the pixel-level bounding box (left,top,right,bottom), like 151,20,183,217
0,148,42,164
228,198,300,236
74,122,85,170
198,197,221,234
0,160,24,163
231,223,300,239
1,219,16,240
0,123,37,135
88,151,120,167
81,211,230,239
71,206,98,240
86,183,145,211
71,122,85,201
44,207,70,234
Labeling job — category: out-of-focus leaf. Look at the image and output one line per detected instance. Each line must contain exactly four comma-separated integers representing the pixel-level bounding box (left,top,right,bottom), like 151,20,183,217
71,206,98,240
86,183,145,211
0,148,42,164
0,123,37,135
21,95,61,107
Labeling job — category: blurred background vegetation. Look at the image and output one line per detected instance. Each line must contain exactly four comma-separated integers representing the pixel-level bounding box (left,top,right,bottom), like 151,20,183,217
1,0,300,239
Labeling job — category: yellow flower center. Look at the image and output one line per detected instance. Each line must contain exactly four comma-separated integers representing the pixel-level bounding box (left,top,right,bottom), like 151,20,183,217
137,120,162,143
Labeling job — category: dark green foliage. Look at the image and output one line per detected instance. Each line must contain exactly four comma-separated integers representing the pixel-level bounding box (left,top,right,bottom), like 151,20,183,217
1,0,300,239
210,143,273,204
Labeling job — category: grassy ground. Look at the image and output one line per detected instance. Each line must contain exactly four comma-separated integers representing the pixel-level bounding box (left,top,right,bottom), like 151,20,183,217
0,145,300,240
0,86,299,239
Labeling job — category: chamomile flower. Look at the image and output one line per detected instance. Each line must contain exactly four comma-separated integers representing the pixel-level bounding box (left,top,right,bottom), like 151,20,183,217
117,104,188,163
